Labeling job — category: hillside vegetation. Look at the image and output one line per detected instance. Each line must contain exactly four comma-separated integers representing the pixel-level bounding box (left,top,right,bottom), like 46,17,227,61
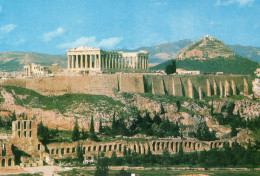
151,56,259,75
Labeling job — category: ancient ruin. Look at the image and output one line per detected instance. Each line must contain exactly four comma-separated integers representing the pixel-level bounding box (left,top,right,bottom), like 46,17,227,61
0,119,241,169
66,46,149,73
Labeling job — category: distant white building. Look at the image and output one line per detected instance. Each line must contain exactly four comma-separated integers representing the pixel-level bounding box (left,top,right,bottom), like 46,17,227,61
176,68,200,75
254,68,260,77
23,63,45,76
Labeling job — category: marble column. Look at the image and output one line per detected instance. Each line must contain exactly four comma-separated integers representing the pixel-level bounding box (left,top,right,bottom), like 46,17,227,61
72,55,75,69
67,55,70,69
75,55,79,69
80,55,83,68
116,55,119,69
99,54,101,69
104,54,107,68
111,55,114,69
84,55,87,68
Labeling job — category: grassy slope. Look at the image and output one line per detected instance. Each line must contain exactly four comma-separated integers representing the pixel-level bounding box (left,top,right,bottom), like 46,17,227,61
2,86,124,114
150,56,259,75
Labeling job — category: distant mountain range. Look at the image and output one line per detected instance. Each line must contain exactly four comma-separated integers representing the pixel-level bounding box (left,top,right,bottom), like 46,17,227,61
0,52,66,72
0,37,259,72
151,35,259,75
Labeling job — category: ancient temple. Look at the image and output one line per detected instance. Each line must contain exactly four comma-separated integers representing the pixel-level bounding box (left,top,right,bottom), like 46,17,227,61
66,46,149,73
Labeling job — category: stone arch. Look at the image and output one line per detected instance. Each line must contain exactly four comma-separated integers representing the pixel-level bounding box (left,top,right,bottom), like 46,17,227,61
193,143,196,151
56,148,59,154
214,142,217,148
161,142,165,149
143,145,146,154
171,142,174,151
134,145,136,152
103,145,107,152
67,148,70,153
2,159,5,167
83,147,86,154
51,149,54,154
98,146,102,151
166,142,169,149
219,142,222,148
93,146,96,151
61,148,64,155
114,144,117,150
88,146,91,151
210,142,213,149
119,144,122,152
157,142,160,150
176,142,178,152
189,142,191,148
72,147,75,153
109,145,112,151
184,142,187,148
152,142,156,151
8,159,12,166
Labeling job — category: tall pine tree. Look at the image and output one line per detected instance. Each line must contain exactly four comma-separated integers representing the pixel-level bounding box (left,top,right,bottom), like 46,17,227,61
90,115,95,134
72,119,80,141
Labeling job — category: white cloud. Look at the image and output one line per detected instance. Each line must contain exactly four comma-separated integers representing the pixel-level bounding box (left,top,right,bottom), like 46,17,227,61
216,0,255,6
57,36,123,49
42,27,64,41
15,38,26,45
154,2,168,6
0,24,16,33
0,24,16,39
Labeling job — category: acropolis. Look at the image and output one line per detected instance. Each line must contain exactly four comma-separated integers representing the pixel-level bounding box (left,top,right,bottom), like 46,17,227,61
66,46,149,73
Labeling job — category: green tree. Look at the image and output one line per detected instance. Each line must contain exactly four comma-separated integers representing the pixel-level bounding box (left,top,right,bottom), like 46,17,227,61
99,119,104,134
90,115,95,134
165,60,176,75
94,155,109,176
10,111,16,122
176,100,181,112
153,113,162,125
115,168,131,176
210,100,214,116
37,121,50,145
72,119,80,141
112,112,116,133
76,143,84,163
81,128,88,140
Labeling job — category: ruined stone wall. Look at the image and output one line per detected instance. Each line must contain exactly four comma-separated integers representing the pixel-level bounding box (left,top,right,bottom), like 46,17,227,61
0,74,253,99
46,138,238,161
0,141,15,168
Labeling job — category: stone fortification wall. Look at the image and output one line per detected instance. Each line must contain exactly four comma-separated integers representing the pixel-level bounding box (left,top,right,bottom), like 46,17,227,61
0,74,253,99
144,75,253,99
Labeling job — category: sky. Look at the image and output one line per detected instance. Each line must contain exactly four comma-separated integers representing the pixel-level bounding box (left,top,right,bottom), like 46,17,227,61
0,0,259,54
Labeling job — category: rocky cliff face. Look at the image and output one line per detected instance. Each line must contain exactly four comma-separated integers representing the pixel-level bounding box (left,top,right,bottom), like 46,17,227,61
175,35,235,60
0,86,259,141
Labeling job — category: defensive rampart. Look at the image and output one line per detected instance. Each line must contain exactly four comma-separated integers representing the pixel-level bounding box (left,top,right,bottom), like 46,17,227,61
0,74,253,98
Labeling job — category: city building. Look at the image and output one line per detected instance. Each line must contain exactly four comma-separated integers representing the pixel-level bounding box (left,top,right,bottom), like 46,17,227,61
176,68,200,75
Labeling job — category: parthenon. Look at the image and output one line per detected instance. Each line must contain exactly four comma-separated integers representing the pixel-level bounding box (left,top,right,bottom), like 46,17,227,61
66,46,149,73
